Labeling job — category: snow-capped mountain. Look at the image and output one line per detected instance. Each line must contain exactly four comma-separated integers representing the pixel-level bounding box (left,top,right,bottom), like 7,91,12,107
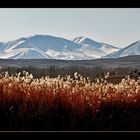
73,36,119,58
0,34,82,60
0,34,119,60
106,41,140,58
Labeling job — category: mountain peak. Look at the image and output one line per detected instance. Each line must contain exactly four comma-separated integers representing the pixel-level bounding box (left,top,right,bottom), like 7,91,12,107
106,40,140,58
73,36,96,44
28,34,50,39
0,34,120,60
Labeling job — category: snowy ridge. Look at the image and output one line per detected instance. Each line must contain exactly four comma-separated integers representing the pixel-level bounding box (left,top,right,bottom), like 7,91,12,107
73,36,119,58
0,34,121,60
106,41,140,58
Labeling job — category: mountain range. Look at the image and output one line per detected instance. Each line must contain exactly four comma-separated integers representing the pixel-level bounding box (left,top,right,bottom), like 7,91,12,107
0,34,139,60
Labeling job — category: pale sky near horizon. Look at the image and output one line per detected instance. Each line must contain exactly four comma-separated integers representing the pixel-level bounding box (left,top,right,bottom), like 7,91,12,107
0,8,140,48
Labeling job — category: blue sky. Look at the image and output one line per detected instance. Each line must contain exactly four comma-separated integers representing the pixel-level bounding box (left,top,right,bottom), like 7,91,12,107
0,8,140,48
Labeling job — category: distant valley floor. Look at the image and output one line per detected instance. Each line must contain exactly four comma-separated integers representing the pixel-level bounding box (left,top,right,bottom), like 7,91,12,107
0,55,140,69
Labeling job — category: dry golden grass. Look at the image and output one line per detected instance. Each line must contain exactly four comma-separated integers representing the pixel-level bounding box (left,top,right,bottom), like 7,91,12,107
0,71,140,130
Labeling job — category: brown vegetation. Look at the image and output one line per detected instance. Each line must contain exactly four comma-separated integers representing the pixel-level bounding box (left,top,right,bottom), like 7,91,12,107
0,71,140,130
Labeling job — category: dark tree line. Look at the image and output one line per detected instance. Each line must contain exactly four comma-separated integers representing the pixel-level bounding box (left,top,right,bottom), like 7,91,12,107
0,66,139,83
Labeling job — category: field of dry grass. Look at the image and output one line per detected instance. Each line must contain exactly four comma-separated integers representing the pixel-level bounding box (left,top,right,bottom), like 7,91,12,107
0,71,140,131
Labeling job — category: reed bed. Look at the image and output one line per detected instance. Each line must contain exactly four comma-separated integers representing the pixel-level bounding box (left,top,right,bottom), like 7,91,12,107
0,71,140,130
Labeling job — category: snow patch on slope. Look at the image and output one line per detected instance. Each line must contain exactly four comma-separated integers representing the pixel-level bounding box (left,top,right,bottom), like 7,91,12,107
106,41,140,58
0,35,120,60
